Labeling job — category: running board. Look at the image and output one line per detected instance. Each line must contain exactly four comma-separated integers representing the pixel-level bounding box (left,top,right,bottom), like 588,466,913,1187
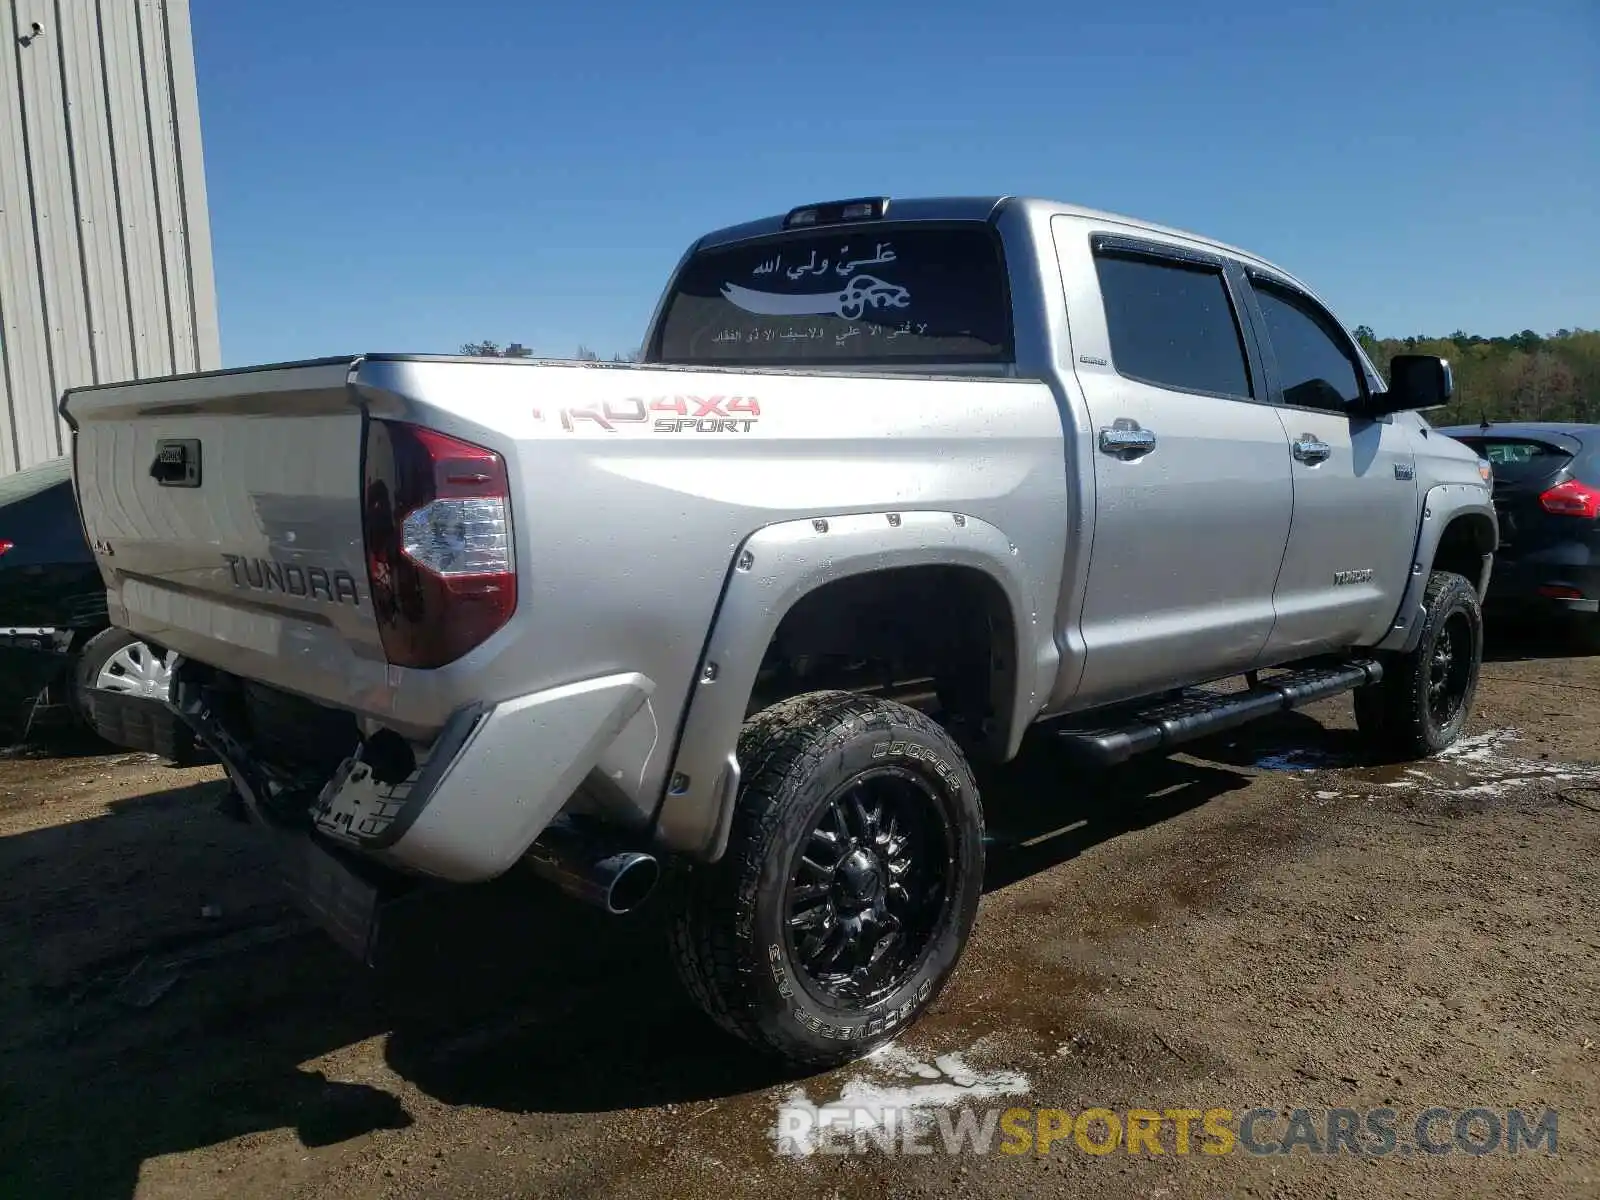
1054,659,1383,766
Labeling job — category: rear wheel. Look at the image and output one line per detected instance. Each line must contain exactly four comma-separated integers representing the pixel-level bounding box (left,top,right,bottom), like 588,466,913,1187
1354,570,1482,759
669,691,984,1067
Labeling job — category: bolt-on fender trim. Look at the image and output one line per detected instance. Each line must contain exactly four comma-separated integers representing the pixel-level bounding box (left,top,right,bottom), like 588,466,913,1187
1375,484,1498,655
653,510,1055,861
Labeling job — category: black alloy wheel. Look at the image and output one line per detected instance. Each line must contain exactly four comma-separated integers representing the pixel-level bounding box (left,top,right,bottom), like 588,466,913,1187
783,766,953,1007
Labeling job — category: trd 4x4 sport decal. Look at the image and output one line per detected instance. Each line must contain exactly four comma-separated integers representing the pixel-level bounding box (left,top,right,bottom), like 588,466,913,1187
532,395,762,433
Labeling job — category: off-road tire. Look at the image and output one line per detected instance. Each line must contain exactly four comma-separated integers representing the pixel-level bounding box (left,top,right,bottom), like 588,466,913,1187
1354,570,1482,759
669,690,985,1067
72,628,196,763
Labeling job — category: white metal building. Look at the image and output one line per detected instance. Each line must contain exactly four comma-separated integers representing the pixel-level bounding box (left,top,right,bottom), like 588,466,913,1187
0,0,219,475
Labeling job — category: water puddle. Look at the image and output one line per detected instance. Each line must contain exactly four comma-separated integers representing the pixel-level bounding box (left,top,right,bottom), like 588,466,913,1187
1421,727,1600,798
1255,727,1600,803
1250,747,1356,772
770,1042,1031,1158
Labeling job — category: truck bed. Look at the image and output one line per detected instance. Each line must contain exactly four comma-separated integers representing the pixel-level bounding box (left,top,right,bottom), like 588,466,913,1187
60,353,1068,745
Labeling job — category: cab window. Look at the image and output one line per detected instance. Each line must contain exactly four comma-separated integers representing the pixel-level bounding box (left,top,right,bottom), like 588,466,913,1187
1252,280,1365,411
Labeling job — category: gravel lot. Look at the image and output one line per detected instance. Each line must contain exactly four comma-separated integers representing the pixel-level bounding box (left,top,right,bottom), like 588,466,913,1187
3,625,1597,1199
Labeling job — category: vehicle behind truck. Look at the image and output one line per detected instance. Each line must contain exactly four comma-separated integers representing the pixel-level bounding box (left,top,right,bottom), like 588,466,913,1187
61,195,1495,1066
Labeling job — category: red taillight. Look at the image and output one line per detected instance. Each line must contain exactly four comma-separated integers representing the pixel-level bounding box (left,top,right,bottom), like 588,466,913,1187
1538,584,1585,600
1538,479,1600,518
0,540,12,557
362,420,516,669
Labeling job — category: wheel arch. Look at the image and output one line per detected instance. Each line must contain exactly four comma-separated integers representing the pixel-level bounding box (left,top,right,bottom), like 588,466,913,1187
1433,510,1497,597
653,510,1054,860
1376,485,1497,655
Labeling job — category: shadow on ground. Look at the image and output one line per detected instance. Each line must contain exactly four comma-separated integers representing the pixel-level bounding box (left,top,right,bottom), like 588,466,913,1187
0,674,1463,1198
0,715,119,761
1483,609,1595,662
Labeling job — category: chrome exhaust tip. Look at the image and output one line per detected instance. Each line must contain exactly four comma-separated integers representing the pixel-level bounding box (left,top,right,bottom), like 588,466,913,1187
524,819,661,915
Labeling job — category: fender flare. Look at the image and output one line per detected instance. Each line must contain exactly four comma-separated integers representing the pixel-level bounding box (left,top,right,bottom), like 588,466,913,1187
651,510,1055,860
1375,484,1497,655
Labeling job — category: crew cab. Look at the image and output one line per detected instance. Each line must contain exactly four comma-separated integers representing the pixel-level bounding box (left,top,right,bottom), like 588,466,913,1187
60,196,1495,1066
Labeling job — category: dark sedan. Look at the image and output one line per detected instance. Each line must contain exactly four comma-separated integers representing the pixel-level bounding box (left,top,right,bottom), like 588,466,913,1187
1439,422,1600,644
1,456,192,756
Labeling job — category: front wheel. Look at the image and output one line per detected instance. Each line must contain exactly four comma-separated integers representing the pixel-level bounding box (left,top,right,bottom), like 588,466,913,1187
669,691,985,1067
1354,570,1483,759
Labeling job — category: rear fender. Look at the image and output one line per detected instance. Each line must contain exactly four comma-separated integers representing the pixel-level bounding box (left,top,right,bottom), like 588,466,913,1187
653,510,1054,860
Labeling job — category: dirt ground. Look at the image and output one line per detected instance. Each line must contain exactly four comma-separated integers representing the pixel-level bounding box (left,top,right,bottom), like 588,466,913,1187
2,624,1597,1199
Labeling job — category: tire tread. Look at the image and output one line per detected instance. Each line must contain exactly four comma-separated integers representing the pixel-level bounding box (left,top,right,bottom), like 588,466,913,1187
1354,570,1481,759
669,690,980,1066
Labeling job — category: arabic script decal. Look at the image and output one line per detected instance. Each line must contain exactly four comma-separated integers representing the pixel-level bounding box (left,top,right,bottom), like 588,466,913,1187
750,242,899,281
720,275,911,322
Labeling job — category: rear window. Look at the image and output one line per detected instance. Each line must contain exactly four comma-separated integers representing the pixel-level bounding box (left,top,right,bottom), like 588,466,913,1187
652,224,1012,366
0,456,70,508
1451,437,1573,476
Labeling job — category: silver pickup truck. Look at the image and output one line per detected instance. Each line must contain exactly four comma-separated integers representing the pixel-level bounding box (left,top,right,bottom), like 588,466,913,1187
61,195,1495,1066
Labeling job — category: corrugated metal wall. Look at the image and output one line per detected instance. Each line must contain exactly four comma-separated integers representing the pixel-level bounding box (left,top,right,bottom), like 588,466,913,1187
0,0,219,475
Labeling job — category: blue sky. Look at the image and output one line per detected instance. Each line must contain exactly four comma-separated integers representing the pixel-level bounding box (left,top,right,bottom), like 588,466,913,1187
193,0,1598,366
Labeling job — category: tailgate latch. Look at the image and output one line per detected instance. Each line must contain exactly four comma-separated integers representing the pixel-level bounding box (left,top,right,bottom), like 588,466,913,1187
150,439,202,487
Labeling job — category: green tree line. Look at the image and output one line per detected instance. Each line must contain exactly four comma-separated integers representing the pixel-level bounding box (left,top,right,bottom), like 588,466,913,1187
460,340,640,362
1355,327,1600,426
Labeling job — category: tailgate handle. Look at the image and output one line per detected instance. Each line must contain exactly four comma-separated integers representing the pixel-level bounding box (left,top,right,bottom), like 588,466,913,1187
150,439,202,488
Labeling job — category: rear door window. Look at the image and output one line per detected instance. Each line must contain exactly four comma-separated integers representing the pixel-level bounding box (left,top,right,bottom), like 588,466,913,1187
1092,252,1253,399
652,224,1011,366
1450,437,1574,480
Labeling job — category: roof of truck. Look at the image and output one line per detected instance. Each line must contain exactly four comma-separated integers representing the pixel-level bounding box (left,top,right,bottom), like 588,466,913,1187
692,195,1304,285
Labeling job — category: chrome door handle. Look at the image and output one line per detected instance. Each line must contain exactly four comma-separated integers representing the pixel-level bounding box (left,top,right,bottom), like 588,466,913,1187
1292,435,1332,464
1099,423,1157,457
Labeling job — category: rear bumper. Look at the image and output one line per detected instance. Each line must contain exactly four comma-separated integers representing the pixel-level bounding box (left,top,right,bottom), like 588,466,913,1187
1484,552,1600,615
171,662,658,884
359,673,658,881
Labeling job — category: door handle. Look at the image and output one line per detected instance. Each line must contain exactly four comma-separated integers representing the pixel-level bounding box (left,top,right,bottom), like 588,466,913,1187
1099,422,1157,458
1292,435,1332,465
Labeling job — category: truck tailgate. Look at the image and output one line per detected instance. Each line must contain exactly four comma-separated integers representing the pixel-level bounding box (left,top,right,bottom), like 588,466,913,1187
60,358,387,708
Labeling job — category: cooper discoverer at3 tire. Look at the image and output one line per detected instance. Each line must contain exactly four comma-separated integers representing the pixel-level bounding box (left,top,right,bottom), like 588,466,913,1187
669,690,985,1067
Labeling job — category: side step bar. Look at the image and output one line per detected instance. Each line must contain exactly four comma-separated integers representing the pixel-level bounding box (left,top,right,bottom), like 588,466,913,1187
1055,659,1383,766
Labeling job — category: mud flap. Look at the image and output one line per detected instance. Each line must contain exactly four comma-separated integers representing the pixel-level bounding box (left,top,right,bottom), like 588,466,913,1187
271,833,374,962
169,658,417,967
224,780,418,967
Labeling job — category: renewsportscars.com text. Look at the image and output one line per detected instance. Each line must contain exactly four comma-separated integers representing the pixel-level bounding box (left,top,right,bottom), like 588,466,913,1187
773,1104,1560,1158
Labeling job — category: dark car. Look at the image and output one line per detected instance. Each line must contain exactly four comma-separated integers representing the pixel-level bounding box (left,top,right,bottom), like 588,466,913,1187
1439,422,1600,643
0,456,193,756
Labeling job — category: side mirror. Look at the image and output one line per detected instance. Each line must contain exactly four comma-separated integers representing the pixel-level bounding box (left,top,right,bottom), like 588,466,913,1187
1365,354,1453,416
